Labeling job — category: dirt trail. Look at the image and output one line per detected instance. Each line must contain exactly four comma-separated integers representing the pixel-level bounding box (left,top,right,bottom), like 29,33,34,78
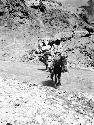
0,61,49,83
0,60,94,94
0,61,94,125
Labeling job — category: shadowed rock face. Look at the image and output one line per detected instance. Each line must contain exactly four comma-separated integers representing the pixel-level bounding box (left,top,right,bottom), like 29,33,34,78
80,0,94,22
0,0,94,68
0,0,93,31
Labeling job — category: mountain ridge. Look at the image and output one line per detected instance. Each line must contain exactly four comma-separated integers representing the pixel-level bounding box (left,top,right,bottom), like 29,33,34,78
0,0,94,68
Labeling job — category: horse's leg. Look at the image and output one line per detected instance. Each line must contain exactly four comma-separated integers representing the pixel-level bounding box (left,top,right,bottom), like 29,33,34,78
46,64,47,70
58,77,61,85
57,72,61,85
55,74,57,83
54,74,57,88
45,63,48,71
51,73,53,81
50,68,54,81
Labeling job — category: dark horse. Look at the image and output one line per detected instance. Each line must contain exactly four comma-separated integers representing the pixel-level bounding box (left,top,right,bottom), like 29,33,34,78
47,52,67,88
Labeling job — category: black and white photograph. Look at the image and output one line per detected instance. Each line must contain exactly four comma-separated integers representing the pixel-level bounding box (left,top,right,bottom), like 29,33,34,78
0,0,94,124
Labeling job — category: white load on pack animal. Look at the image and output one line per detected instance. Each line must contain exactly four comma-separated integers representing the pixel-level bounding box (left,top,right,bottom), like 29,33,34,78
42,45,51,52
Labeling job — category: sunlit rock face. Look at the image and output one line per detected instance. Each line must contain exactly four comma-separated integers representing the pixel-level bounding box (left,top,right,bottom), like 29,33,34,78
0,0,94,68
48,0,88,7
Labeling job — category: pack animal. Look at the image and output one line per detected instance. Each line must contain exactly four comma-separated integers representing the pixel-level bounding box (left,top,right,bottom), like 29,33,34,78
39,52,51,70
47,53,67,88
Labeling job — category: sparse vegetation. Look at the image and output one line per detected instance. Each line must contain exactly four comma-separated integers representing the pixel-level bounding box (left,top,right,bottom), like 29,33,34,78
0,0,94,125
0,0,93,68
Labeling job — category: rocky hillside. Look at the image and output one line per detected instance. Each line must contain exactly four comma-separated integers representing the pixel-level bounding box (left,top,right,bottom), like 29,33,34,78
0,0,94,68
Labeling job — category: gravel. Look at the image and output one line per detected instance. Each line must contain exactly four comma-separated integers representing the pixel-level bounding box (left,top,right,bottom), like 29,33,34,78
0,76,94,125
